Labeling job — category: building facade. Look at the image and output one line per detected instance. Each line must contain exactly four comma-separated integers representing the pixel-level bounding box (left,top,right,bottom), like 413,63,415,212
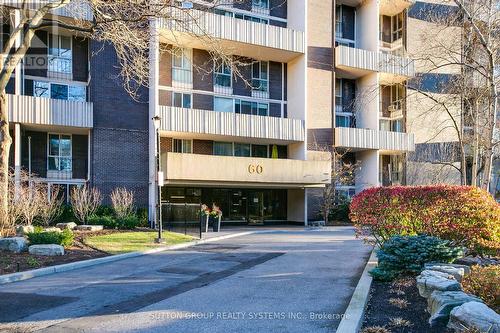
7,0,483,226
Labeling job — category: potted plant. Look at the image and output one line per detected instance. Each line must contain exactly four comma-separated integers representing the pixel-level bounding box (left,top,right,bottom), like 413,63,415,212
210,204,222,232
200,204,211,233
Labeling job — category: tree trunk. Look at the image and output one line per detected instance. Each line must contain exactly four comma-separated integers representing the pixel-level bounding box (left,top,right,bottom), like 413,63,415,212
0,92,12,234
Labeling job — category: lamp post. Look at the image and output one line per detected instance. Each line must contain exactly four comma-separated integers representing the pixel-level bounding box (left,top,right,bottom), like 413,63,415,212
152,115,164,243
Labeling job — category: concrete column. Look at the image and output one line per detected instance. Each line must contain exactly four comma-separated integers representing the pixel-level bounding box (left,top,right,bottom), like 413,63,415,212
287,188,306,223
355,150,380,192
148,19,160,227
14,123,21,188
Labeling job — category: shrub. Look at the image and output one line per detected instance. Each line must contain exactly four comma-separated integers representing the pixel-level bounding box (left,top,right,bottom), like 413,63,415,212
88,215,117,229
461,265,500,313
53,205,77,225
328,203,350,222
136,208,149,227
95,205,115,217
27,229,74,247
370,235,465,281
350,186,500,255
110,187,135,218
116,215,140,230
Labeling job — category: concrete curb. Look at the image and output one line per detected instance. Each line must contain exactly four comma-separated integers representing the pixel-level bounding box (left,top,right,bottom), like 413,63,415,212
337,249,378,333
0,231,258,285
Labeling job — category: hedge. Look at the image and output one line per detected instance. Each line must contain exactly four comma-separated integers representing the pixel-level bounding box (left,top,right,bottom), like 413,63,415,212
349,185,500,255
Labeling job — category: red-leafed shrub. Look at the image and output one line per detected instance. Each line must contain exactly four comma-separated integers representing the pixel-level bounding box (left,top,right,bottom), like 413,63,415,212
349,185,500,255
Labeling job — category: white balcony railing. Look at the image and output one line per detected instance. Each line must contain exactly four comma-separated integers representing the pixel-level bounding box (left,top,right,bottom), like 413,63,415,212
2,0,93,21
160,8,305,54
335,127,415,152
7,94,93,128
161,152,331,186
335,46,415,78
160,106,304,142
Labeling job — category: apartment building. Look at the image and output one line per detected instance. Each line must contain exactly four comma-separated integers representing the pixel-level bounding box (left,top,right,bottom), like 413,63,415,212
318,0,416,202
6,0,460,225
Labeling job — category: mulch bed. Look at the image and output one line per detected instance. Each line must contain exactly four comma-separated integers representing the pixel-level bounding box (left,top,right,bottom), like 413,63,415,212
0,228,158,275
362,277,453,333
0,231,111,275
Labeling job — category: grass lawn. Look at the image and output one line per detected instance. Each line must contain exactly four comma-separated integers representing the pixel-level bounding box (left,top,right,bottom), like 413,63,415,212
84,231,194,255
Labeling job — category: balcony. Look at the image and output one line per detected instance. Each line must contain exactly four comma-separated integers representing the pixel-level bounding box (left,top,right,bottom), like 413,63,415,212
2,0,93,21
7,94,93,128
159,8,305,62
334,127,415,152
161,152,331,187
335,46,415,81
379,0,416,16
159,106,305,143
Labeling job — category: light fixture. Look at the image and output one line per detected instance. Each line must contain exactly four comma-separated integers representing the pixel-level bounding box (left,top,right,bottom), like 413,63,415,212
152,115,161,130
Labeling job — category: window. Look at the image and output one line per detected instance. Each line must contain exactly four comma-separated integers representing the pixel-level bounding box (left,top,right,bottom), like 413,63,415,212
48,34,72,74
173,92,192,108
392,13,404,42
335,5,355,47
234,13,268,24
172,48,192,84
252,0,269,10
214,97,234,113
234,143,251,157
173,139,192,153
269,145,287,159
213,142,233,156
235,100,268,116
214,60,232,88
335,79,342,112
51,84,68,100
48,134,72,172
251,144,268,158
252,61,268,93
336,115,352,128
33,81,86,102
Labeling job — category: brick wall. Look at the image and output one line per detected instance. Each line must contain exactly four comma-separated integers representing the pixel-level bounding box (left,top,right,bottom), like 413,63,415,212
159,45,172,87
90,41,149,207
193,140,213,155
91,128,149,206
160,137,172,153
193,49,214,92
159,90,172,106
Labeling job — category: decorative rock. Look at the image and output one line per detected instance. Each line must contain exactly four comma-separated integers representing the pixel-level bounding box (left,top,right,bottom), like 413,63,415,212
416,270,461,298
75,225,103,231
0,237,27,253
447,301,500,333
427,291,482,326
56,222,77,230
43,227,62,233
424,263,469,282
28,244,64,256
455,256,500,267
15,225,35,236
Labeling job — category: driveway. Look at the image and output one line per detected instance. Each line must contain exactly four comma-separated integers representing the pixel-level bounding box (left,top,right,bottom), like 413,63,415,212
0,226,372,333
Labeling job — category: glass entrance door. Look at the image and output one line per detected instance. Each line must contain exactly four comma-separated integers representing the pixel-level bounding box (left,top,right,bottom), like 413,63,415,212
247,190,265,225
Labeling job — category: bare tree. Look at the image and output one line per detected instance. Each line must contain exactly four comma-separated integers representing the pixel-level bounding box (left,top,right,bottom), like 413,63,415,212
310,140,359,224
110,187,135,219
408,0,499,190
0,169,23,236
38,185,63,226
71,185,102,224
17,179,45,226
0,0,242,232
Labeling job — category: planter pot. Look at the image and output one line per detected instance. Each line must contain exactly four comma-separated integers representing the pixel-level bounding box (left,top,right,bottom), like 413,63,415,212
211,216,221,232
